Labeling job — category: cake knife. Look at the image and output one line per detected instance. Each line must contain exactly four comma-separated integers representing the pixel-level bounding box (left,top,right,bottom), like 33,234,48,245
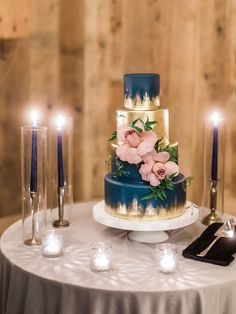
197,218,235,257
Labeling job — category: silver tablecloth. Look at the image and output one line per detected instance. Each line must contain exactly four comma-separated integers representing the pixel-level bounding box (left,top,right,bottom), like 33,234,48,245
1,202,236,314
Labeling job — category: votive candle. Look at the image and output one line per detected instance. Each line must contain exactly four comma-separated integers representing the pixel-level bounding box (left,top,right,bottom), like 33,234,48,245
42,230,63,258
155,244,178,274
90,241,112,272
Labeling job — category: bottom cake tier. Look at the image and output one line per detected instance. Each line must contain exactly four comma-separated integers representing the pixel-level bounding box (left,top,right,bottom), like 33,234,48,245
104,173,186,221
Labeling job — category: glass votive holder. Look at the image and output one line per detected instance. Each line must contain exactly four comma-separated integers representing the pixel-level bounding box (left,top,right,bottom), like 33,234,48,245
155,243,178,274
41,230,63,258
90,241,112,272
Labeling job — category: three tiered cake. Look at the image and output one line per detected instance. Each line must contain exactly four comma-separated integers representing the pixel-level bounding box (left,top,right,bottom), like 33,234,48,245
105,73,187,221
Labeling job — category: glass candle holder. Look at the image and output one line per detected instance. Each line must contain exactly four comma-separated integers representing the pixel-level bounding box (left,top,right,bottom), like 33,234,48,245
155,244,178,274
49,116,73,228
90,241,112,272
201,113,225,225
41,229,63,258
21,126,47,246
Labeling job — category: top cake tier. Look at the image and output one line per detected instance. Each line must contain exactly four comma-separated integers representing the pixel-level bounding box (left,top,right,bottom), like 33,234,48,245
124,73,160,110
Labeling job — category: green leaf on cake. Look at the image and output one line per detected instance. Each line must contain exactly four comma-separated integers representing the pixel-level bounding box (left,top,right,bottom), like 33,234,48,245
105,155,112,171
132,125,143,133
141,175,177,201
158,145,178,163
141,193,155,201
143,117,158,131
112,157,130,178
154,137,163,151
108,131,117,141
182,176,194,191
129,118,143,133
129,117,158,133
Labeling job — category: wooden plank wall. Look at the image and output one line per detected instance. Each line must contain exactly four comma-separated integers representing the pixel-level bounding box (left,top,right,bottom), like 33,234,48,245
0,0,236,221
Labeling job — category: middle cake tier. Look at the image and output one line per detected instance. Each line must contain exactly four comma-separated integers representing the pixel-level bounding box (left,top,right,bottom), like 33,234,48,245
116,108,169,146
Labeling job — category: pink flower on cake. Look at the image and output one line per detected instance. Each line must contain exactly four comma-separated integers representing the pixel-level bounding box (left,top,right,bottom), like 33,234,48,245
116,144,142,164
116,125,157,164
139,163,161,186
165,160,179,177
153,162,167,180
142,150,170,164
139,151,179,186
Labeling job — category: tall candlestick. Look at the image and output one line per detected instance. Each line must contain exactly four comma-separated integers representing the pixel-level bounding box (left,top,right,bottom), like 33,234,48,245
53,115,69,228
57,115,65,188
201,112,222,225
211,112,219,181
30,111,37,192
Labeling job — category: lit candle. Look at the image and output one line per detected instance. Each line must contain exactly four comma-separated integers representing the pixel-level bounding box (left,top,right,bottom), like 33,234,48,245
57,115,65,188
159,251,177,274
94,251,110,270
211,112,219,181
42,230,63,258
30,111,38,192
90,242,112,272
156,244,178,274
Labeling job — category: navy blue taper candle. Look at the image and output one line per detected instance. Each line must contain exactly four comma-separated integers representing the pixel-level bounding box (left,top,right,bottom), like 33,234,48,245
57,127,65,188
211,114,219,181
30,120,37,192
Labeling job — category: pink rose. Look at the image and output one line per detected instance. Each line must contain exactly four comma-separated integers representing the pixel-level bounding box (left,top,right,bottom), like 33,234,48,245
165,161,179,177
116,125,157,164
139,163,153,181
125,129,141,147
139,152,179,186
116,144,142,164
142,150,170,164
136,131,158,156
152,162,167,180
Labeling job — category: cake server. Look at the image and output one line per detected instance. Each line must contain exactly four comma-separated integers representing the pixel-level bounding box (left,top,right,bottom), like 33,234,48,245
197,218,235,257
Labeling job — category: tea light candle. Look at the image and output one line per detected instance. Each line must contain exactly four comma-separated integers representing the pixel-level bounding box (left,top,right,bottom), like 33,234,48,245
42,230,63,258
90,241,112,272
155,244,178,274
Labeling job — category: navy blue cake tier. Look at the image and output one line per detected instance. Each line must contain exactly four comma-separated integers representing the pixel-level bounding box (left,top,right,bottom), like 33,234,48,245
104,173,186,221
124,73,160,110
124,73,160,100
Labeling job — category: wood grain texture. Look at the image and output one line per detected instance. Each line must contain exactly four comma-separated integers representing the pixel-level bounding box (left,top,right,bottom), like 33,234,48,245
0,0,29,39
58,0,84,199
0,0,236,218
81,0,112,199
0,39,29,216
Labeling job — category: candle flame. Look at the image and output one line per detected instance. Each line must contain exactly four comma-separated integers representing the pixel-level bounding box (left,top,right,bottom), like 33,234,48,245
211,112,220,127
57,115,65,130
30,110,38,127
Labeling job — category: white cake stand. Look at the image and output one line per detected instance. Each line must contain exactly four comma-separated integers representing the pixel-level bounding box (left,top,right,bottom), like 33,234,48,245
92,201,199,243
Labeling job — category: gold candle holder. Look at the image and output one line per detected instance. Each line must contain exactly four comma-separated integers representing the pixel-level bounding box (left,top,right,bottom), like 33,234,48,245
202,179,222,226
24,192,42,245
201,112,225,226
53,187,70,228
50,116,73,228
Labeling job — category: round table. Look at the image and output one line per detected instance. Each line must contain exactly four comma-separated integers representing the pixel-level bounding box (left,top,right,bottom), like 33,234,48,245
1,201,236,314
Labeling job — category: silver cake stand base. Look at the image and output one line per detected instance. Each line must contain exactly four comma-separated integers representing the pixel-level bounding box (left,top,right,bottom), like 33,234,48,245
92,201,199,243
